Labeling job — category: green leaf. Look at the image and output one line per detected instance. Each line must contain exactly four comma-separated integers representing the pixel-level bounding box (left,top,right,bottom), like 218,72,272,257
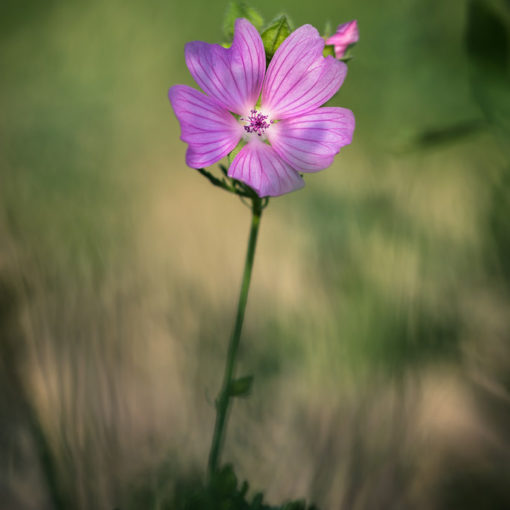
261,15,292,60
223,1,264,41
407,119,486,151
465,0,510,140
228,375,254,397
210,464,238,496
466,0,508,75
251,492,264,509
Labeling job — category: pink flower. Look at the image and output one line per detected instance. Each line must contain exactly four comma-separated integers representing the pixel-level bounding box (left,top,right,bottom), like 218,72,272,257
169,19,355,197
325,20,359,59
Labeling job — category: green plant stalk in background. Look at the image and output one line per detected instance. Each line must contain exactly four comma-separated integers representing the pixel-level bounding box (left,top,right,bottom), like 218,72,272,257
207,195,263,480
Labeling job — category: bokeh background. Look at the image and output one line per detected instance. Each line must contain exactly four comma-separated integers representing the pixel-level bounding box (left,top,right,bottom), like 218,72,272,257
1,0,510,508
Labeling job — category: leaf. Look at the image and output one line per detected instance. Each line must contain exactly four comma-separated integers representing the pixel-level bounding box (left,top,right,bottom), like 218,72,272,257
407,119,486,151
261,15,292,60
465,0,508,74
210,464,238,496
223,0,264,41
228,375,254,397
251,492,264,509
465,0,510,140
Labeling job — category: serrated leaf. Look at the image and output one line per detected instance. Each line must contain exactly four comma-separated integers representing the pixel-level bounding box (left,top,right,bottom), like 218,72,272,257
261,16,292,60
223,1,264,41
228,375,253,397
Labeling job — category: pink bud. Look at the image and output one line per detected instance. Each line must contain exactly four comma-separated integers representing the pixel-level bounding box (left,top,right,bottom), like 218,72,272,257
325,20,359,59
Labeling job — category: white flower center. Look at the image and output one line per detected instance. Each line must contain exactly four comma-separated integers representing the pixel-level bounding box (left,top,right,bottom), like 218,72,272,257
241,109,273,139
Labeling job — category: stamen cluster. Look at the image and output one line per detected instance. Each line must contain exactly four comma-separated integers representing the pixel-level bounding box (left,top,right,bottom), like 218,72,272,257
242,109,273,136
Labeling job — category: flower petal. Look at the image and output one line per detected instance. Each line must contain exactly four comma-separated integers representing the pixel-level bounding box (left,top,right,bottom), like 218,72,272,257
169,85,243,168
185,19,265,115
267,107,355,172
228,140,304,197
261,25,347,119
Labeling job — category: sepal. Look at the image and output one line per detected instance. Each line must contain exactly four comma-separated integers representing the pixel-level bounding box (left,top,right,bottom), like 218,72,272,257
261,15,293,61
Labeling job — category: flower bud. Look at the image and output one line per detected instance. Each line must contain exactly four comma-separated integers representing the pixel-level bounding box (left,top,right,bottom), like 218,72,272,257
325,19,359,59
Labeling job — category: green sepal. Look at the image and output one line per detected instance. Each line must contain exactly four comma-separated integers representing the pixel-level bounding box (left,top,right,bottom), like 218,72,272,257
323,44,335,58
228,375,254,397
223,0,264,41
227,141,244,166
324,44,356,61
261,15,292,61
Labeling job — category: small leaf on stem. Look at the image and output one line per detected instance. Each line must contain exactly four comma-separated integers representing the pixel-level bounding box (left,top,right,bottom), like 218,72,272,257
228,375,254,397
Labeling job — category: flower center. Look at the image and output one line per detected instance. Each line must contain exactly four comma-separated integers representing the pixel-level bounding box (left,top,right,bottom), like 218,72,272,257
241,109,273,137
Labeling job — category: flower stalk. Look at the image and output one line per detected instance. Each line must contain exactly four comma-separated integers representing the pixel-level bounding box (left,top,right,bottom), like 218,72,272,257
207,193,264,480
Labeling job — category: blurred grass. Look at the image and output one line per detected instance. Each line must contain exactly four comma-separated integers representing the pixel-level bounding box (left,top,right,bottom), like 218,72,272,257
1,0,510,508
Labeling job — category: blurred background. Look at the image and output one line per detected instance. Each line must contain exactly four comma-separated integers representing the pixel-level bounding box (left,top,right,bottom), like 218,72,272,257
1,0,510,508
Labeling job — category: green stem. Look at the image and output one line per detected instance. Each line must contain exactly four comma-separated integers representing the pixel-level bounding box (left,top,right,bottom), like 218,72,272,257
207,196,263,480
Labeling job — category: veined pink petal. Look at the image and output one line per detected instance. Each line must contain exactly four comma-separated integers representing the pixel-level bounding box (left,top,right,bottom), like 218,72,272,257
267,107,355,172
228,140,304,197
169,85,243,168
326,20,359,59
185,19,265,116
261,24,347,119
